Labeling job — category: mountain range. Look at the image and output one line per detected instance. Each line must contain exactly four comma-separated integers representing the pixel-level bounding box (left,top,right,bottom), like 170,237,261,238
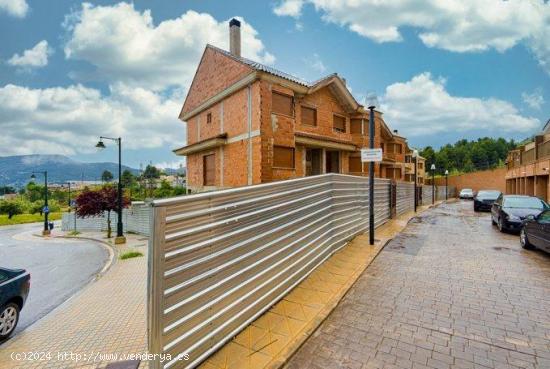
0,155,140,188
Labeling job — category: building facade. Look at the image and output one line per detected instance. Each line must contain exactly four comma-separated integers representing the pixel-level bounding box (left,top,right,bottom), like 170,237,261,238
175,19,416,192
506,126,550,202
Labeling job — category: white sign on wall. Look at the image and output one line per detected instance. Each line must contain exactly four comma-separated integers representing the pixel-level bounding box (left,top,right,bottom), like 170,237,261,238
361,148,383,162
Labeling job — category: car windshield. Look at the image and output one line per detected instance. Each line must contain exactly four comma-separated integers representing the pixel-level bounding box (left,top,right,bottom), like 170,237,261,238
503,197,546,209
476,191,500,199
461,189,473,193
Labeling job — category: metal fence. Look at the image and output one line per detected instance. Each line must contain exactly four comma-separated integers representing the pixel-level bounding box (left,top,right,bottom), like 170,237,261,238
396,182,414,215
61,202,151,235
147,174,416,369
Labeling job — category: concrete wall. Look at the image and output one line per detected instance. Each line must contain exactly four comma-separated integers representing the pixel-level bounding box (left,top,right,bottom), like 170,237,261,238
434,168,506,194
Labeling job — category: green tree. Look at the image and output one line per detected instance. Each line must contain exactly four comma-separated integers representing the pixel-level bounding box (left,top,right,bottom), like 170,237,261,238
101,170,114,183
121,170,135,188
0,200,23,219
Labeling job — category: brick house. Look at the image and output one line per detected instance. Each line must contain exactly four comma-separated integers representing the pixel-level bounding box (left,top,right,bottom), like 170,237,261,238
175,19,414,192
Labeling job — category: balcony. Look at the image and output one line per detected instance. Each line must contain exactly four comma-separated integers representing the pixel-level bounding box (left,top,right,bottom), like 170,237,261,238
521,148,535,165
538,140,550,160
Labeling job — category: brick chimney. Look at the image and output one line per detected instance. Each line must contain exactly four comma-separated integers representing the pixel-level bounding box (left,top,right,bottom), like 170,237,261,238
229,18,241,57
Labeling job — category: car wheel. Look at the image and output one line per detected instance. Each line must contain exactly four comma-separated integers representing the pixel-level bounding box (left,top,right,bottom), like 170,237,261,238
497,217,505,232
520,228,534,250
0,302,20,339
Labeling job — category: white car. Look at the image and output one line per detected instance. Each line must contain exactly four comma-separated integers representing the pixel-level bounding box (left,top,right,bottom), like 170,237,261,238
459,188,474,199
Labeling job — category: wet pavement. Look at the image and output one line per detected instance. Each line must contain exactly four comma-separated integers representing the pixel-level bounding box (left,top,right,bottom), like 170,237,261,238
284,200,550,369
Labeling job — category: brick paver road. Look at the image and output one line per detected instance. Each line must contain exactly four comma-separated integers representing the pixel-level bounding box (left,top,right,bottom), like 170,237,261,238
284,201,550,369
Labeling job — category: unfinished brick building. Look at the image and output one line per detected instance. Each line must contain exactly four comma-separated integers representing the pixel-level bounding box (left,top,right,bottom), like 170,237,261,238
175,19,418,192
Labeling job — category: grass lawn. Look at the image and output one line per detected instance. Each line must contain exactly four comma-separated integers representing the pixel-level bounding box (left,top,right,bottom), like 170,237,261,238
0,212,62,226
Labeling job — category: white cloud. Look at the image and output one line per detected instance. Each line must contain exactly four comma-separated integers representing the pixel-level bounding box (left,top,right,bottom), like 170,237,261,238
274,0,304,18
0,0,28,18
304,53,326,73
273,0,550,74
7,40,52,70
380,72,540,137
522,88,545,110
0,83,184,156
63,2,275,90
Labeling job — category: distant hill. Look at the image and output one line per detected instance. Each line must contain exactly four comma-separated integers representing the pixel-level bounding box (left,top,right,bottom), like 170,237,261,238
0,155,140,188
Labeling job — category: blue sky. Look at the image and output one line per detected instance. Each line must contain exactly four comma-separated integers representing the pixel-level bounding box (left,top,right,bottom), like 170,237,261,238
0,0,548,169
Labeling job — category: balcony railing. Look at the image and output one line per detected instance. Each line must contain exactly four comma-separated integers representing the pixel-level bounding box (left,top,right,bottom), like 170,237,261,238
521,148,535,165
538,140,550,160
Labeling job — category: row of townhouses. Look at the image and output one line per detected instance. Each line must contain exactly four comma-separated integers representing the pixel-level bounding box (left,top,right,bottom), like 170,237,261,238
506,120,550,202
174,19,425,192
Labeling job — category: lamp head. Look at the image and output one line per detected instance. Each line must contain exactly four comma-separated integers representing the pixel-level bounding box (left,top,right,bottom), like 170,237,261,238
430,163,436,170
30,173,36,180
412,149,418,158
445,169,449,175
366,93,378,110
95,139,106,150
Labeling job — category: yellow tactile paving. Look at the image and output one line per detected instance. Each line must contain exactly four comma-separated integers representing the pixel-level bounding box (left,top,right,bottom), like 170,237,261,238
199,204,440,369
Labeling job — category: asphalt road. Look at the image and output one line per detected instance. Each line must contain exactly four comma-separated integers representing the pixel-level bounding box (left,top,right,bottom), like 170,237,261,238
285,200,550,369
0,222,108,340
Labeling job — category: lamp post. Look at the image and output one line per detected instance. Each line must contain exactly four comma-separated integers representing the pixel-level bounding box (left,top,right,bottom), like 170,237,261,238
31,171,49,236
412,150,418,212
445,170,449,201
366,93,378,246
62,182,72,212
430,163,436,204
96,136,126,244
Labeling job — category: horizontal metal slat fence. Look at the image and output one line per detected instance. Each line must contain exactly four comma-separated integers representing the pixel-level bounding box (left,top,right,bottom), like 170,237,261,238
422,185,433,205
396,182,415,215
148,174,396,369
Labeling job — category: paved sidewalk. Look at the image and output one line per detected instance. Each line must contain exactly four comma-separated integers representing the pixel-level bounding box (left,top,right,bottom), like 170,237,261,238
197,204,438,369
0,231,149,369
283,201,550,369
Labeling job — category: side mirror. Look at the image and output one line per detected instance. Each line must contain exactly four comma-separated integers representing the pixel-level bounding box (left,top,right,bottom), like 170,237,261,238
526,214,536,222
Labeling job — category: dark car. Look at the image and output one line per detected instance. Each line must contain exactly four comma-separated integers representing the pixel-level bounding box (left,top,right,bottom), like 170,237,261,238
491,195,548,232
0,267,30,340
520,210,550,253
474,190,501,212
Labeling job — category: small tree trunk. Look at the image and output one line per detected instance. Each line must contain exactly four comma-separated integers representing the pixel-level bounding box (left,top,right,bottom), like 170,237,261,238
8,211,13,219
107,211,112,238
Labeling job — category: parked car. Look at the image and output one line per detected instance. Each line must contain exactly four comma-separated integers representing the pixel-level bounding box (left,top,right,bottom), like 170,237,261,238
0,267,30,340
520,210,550,253
491,195,548,232
459,188,474,199
473,190,501,212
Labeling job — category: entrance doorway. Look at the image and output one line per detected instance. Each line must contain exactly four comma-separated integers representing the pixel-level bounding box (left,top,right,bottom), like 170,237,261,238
305,148,322,176
326,151,340,173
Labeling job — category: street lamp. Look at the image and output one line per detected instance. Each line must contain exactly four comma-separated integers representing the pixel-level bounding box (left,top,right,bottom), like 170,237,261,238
445,170,449,201
412,149,418,212
430,163,436,204
366,93,378,246
96,136,126,244
31,171,49,236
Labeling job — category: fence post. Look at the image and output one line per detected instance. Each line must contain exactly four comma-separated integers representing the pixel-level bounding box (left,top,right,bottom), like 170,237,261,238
147,206,166,369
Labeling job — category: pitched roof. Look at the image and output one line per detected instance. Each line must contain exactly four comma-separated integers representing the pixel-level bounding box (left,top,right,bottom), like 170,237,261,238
207,44,311,86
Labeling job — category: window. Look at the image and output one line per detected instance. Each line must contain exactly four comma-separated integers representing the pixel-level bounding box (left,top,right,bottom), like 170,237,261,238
333,114,346,132
203,154,215,186
396,144,402,154
418,162,424,169
349,157,362,173
272,92,293,116
350,119,362,134
206,112,212,124
405,155,412,163
386,168,402,179
301,106,317,126
273,146,295,168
